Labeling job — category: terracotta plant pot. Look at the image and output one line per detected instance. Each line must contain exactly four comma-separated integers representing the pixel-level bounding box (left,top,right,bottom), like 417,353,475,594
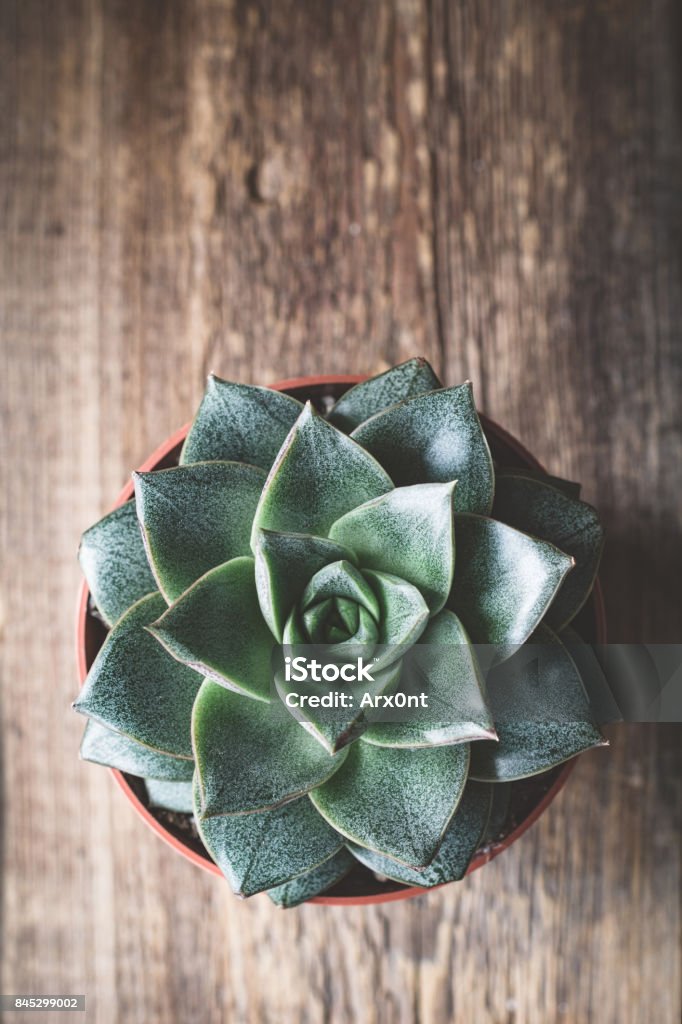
76,374,606,905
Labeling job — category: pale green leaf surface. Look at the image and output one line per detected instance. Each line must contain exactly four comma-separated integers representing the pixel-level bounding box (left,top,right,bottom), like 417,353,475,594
351,385,494,514
74,593,199,758
328,358,442,432
250,403,393,548
267,848,356,907
448,515,574,648
255,530,356,641
180,376,302,468
145,778,194,813
302,598,335,639
336,597,359,633
310,740,470,867
329,482,456,614
302,560,380,620
348,781,492,886
78,501,157,627
194,779,344,897
361,570,429,667
470,625,607,781
80,720,194,781
282,604,378,655
193,680,348,816
149,557,274,701
281,608,309,647
362,610,495,747
493,474,604,629
134,461,266,602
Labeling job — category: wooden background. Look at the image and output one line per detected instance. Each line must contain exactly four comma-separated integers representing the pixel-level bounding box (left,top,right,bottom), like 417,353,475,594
1,1,680,1021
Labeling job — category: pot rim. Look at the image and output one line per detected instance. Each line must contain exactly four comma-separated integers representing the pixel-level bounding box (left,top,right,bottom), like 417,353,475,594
75,372,606,905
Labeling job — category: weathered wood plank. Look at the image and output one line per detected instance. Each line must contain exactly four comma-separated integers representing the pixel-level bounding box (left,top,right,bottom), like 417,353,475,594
1,1,679,1022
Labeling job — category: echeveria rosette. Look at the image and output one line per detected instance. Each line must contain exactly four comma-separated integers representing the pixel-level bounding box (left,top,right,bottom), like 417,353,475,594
74,358,607,906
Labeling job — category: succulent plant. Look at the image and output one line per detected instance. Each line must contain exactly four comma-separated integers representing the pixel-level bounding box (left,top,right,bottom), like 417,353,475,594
75,358,606,906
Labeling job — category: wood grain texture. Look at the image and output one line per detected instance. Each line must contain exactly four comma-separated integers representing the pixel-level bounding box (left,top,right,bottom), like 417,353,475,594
1,1,680,1022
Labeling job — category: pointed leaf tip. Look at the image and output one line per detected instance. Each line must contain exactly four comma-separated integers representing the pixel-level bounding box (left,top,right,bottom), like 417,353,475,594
310,741,470,867
329,481,456,614
470,625,606,782
250,403,393,547
350,384,494,514
493,474,604,630
75,592,200,758
254,529,357,641
448,514,574,648
180,377,302,469
193,679,348,816
193,777,344,897
328,358,442,433
267,848,356,907
79,720,195,781
362,609,495,748
348,781,493,887
78,501,157,626
149,557,275,702
134,461,266,603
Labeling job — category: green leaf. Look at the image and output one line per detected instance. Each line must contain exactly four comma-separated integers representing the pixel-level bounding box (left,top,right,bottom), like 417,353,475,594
302,560,380,620
470,626,607,782
250,403,393,549
351,384,494,514
180,375,302,469
496,465,582,500
310,740,470,867
493,474,604,630
192,679,348,816
78,501,157,626
267,848,356,907
336,598,359,633
194,780,344,898
255,530,356,642
149,557,274,702
134,461,267,603
329,482,456,614
275,659,403,754
74,593,199,758
282,603,379,660
302,598,335,639
348,781,492,886
80,720,194,781
447,514,574,648
362,610,495,747
280,608,309,646
328,358,442,432
145,778,194,813
362,570,429,665
559,626,622,724
281,569,429,671
291,603,378,652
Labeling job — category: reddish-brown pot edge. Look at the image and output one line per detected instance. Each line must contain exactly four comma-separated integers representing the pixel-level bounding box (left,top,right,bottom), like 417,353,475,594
75,373,607,906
